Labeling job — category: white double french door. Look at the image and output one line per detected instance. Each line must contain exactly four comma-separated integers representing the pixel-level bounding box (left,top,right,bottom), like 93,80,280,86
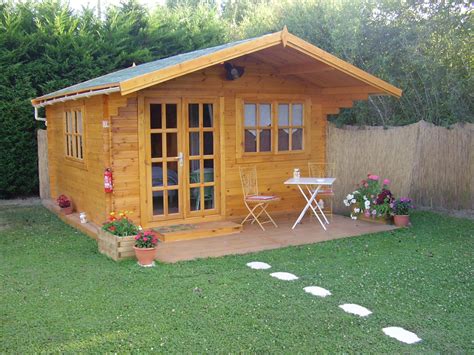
144,98,220,222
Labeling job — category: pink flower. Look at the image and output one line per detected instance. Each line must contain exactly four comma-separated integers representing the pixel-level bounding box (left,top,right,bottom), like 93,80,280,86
364,183,368,187
135,235,139,240
152,238,158,244
143,237,148,242
372,210,377,215
364,211,370,217
368,175,379,181
383,178,390,185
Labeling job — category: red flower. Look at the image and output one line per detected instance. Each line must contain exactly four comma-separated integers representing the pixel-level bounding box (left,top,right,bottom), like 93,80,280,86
109,226,116,231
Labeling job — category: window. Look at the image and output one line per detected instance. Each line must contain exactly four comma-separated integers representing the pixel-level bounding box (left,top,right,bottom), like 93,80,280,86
242,101,304,154
64,109,84,160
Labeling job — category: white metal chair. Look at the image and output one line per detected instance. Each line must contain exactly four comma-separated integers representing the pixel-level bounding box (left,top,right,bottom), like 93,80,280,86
308,162,335,219
239,166,280,231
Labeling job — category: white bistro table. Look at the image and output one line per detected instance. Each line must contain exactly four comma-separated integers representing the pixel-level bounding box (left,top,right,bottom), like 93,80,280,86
284,177,336,230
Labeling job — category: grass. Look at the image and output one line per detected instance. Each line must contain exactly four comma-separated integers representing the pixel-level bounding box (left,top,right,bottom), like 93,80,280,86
1,205,473,352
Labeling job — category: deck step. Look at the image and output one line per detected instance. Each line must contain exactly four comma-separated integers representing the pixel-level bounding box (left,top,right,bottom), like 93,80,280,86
155,221,242,242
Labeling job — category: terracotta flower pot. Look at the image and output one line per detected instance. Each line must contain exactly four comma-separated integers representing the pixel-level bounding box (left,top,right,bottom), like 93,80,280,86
134,246,157,267
61,205,73,215
394,215,410,227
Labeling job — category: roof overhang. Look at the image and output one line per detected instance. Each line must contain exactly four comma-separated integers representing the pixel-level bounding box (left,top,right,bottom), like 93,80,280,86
32,27,401,107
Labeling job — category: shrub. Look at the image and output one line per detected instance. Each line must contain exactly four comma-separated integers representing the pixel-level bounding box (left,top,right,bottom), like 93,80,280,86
102,211,139,236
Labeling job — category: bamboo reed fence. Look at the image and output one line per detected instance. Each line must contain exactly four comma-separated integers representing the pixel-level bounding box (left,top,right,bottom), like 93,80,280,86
326,120,473,212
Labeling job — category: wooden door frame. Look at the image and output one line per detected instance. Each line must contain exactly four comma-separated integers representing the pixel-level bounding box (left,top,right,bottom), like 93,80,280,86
138,93,225,228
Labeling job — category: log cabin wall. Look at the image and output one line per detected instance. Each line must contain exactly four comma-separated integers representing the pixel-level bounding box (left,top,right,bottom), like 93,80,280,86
106,54,365,226
46,95,107,224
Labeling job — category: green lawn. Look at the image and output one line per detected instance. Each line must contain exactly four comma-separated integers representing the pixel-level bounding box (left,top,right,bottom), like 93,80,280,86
1,205,473,352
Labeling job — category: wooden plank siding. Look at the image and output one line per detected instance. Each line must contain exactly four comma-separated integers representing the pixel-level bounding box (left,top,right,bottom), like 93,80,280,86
46,96,107,225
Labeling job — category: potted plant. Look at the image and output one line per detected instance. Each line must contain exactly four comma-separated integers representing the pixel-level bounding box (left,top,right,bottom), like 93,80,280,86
98,211,140,260
134,230,159,267
57,194,73,215
391,197,414,227
344,174,394,224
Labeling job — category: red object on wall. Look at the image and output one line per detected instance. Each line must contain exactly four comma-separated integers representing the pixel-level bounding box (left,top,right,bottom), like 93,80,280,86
104,168,113,193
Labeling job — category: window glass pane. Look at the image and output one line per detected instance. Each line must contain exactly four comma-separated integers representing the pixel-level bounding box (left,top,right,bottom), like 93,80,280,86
189,104,199,128
204,186,215,210
203,104,213,127
259,129,271,152
190,187,200,211
203,159,214,182
292,104,303,126
165,104,177,128
189,132,200,156
150,104,162,129
66,136,70,156
244,129,257,152
152,191,164,215
278,104,289,126
260,104,272,127
278,129,289,151
244,104,256,127
65,113,70,133
292,128,303,150
74,111,79,133
77,111,83,134
189,160,201,183
79,136,83,159
74,135,79,158
168,189,179,214
166,133,178,157
203,132,213,155
69,136,73,156
151,162,163,187
151,133,163,158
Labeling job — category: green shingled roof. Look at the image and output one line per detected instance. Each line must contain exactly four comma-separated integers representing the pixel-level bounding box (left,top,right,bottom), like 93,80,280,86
40,36,260,99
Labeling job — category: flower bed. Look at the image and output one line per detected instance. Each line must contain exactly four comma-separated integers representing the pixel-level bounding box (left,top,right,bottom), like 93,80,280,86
97,211,139,261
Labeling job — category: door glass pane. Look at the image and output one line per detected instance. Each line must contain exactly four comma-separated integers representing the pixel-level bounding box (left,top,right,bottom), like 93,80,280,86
292,128,303,150
278,104,289,126
152,162,163,187
150,104,162,129
203,104,213,127
168,189,179,214
204,186,215,210
244,104,256,127
65,113,70,133
166,133,178,157
292,104,303,126
74,112,78,133
244,129,257,152
189,132,200,156
203,159,214,182
152,191,164,215
189,104,199,128
189,160,201,183
79,136,83,159
151,133,162,158
165,104,177,128
278,129,289,151
203,132,213,155
190,187,200,211
260,104,271,127
167,161,178,186
260,129,271,152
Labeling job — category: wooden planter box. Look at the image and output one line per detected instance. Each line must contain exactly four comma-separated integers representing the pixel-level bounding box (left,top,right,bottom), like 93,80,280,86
352,205,393,225
97,229,136,261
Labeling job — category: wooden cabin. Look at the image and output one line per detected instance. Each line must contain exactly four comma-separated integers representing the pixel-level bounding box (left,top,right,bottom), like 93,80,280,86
32,28,401,237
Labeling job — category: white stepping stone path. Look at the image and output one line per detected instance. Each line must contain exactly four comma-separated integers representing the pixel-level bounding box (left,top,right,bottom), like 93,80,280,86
304,286,332,297
383,327,421,344
246,261,272,270
339,303,372,317
270,272,299,281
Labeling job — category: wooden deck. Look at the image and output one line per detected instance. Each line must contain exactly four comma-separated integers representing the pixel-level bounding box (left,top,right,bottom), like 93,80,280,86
155,214,397,263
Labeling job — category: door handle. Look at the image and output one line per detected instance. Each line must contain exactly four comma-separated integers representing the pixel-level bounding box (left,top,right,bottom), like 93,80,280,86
177,152,184,167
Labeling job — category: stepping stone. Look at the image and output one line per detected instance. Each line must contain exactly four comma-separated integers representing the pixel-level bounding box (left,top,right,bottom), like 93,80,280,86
339,303,372,317
246,261,271,270
270,272,299,281
304,286,331,297
383,327,421,344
